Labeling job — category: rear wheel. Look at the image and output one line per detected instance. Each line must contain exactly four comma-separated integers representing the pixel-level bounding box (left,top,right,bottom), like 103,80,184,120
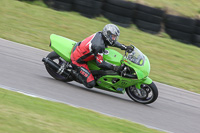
45,51,72,82
126,82,158,104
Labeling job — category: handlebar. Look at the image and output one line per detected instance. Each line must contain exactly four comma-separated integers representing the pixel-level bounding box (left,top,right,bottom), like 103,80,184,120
121,45,135,62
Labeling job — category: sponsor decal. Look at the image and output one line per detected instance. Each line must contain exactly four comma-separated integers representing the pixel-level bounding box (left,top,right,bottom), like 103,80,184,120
116,88,123,92
80,70,88,77
80,67,90,78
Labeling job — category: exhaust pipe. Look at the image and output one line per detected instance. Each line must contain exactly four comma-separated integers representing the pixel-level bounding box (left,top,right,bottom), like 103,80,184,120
42,57,70,77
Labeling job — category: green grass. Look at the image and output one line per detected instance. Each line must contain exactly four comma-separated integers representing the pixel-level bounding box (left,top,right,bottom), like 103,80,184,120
0,0,200,94
18,0,48,8
127,0,200,17
0,88,165,133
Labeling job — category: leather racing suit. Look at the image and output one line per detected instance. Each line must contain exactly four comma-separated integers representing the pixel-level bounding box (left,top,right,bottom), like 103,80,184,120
70,31,127,88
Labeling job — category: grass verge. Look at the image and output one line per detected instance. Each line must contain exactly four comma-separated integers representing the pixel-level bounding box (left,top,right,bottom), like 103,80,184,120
0,88,165,133
0,0,200,93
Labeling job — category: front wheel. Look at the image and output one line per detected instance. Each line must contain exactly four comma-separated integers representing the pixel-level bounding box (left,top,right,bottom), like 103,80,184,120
126,82,158,104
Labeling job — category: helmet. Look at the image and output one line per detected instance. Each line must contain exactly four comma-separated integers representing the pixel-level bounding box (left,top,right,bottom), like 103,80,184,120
102,24,120,46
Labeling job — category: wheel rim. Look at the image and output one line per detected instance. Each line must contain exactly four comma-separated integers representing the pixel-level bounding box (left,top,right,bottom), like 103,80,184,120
127,84,154,103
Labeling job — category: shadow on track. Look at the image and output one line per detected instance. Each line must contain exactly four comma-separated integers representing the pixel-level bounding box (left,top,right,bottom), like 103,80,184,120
39,75,156,108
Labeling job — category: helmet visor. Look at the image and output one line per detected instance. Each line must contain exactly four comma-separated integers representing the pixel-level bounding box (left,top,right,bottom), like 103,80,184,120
110,34,118,41
107,32,118,45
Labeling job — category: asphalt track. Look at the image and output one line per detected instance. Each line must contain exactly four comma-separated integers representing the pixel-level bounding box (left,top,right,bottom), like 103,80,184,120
0,38,200,133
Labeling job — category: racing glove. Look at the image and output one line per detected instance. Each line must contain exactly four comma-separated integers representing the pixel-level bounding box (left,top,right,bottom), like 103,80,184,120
126,46,134,53
120,44,134,53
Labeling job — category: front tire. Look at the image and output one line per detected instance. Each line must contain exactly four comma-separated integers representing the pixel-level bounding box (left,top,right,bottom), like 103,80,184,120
45,51,72,82
126,82,158,104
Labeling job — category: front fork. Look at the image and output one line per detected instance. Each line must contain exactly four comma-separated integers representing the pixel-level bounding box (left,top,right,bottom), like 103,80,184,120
135,77,152,89
130,77,152,97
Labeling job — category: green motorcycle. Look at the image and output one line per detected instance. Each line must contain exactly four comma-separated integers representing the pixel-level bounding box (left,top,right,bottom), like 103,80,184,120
42,34,158,104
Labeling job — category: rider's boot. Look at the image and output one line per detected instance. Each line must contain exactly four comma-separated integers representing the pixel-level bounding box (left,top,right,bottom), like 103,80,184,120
70,70,95,88
70,70,82,84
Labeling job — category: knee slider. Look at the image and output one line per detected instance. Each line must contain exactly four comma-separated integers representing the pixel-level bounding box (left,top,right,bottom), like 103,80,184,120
86,80,96,88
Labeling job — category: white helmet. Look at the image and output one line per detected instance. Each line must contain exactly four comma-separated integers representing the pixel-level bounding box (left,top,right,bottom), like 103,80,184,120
102,24,120,46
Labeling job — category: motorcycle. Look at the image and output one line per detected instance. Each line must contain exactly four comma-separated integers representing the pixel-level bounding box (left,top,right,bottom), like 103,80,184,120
42,34,158,104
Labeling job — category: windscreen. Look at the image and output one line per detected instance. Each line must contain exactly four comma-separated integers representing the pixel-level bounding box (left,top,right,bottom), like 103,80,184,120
127,47,145,66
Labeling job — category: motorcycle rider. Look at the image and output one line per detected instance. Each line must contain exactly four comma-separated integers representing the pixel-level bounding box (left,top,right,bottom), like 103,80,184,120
70,24,134,88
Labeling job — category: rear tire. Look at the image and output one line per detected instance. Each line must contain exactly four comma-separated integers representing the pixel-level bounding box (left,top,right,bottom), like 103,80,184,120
45,51,72,82
126,82,158,104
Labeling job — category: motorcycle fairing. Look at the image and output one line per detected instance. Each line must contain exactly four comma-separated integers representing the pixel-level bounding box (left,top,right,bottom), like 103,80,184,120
123,55,150,80
50,34,76,62
96,75,152,93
